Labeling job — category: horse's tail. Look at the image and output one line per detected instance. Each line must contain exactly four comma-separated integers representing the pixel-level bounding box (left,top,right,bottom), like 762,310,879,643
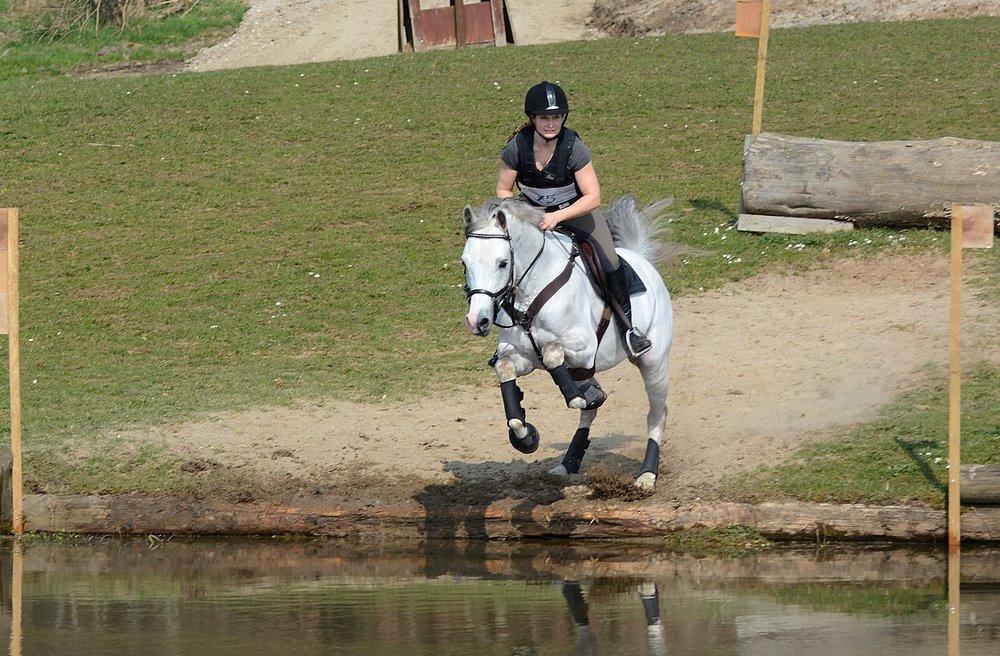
606,196,686,267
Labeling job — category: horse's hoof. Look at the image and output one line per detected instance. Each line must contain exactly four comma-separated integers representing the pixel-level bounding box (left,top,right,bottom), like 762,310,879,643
507,417,528,438
509,422,540,454
634,472,657,490
568,397,587,410
548,464,569,476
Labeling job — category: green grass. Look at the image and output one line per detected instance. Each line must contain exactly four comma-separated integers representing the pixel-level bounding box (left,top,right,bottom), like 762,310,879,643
721,362,1000,506
0,18,997,495
0,0,246,80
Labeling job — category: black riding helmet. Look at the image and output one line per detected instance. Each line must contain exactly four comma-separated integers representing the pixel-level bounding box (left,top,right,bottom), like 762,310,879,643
524,81,569,118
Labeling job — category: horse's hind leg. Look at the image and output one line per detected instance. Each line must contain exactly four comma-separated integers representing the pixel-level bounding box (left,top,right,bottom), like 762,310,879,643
635,359,670,490
548,405,597,476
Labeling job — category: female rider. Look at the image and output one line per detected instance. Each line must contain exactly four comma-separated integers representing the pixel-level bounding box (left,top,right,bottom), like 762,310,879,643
496,81,651,357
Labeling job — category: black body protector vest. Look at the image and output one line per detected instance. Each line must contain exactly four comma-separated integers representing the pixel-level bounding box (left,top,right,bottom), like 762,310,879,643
514,126,581,213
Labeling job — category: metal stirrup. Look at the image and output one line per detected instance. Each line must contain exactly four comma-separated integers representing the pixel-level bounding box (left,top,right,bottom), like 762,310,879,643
625,328,652,357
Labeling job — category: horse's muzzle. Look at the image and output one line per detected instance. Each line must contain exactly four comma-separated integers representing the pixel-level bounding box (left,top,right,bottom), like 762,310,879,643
466,314,491,336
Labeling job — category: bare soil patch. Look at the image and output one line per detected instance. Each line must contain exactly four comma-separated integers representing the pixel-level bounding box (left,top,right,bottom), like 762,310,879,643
181,1,999,71
186,0,398,72
589,0,1000,37
129,253,993,509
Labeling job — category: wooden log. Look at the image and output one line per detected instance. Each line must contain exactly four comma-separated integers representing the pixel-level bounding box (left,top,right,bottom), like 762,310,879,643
962,465,1000,504
738,213,854,235
741,133,1000,228
20,494,1000,541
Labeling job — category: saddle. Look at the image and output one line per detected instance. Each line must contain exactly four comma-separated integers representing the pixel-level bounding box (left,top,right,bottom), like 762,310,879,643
565,231,647,301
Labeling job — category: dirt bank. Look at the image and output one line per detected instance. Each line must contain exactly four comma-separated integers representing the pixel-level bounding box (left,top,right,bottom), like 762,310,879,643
589,0,1000,37
183,1,1000,71
186,0,399,72
126,253,994,509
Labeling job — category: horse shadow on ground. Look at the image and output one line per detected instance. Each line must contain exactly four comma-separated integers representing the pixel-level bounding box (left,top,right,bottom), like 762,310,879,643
414,432,646,577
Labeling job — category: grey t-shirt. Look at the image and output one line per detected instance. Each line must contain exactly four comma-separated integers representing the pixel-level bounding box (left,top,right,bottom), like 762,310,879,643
500,134,593,172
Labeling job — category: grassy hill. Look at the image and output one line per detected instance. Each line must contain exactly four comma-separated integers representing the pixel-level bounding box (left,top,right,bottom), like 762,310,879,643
0,17,997,497
0,0,245,80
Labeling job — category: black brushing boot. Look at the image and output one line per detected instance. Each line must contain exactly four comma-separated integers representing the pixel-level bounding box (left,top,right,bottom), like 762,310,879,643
606,265,652,357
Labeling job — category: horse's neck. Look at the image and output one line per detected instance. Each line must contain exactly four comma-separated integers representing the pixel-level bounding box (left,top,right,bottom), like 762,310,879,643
510,226,586,302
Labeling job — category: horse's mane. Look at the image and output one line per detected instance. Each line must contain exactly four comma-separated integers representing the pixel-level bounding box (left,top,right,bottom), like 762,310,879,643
468,198,543,234
467,196,694,267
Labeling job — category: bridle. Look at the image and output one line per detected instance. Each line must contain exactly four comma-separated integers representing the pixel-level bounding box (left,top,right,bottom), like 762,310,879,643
463,228,548,329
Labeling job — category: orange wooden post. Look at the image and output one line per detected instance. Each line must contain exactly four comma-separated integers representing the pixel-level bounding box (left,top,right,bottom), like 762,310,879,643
751,0,772,134
0,208,22,535
948,210,963,547
734,0,772,134
948,205,993,547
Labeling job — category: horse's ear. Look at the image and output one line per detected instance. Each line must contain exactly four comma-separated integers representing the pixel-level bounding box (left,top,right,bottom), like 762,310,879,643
495,209,507,229
462,206,474,229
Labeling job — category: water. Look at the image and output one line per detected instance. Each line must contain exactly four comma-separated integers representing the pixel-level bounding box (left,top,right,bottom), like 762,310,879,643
1,540,997,655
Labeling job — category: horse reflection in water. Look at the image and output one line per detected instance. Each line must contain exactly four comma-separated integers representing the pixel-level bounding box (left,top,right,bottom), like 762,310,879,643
561,580,667,656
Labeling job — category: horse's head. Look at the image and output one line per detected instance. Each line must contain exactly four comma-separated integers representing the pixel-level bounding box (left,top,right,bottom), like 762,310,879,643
461,199,516,336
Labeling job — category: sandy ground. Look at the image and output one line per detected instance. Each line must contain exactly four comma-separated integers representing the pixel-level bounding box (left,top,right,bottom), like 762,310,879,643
141,253,995,506
186,0,399,72
505,0,599,44
590,0,1000,36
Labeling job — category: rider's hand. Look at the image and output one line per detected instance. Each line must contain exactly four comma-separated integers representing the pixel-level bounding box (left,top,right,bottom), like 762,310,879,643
538,212,563,231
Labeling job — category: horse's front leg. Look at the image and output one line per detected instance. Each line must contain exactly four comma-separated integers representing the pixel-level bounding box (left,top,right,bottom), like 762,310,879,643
494,350,540,454
542,341,606,411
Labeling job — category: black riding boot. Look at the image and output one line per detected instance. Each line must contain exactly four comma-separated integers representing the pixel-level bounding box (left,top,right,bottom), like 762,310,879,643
607,265,652,357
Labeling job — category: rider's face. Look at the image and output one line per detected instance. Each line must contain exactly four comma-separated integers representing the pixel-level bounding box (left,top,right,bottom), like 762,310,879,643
532,113,565,139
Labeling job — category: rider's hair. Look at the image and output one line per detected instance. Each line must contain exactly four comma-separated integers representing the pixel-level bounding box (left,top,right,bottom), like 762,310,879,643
507,119,533,143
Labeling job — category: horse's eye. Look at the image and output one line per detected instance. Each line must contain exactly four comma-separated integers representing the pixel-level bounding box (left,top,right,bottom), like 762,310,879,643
498,260,509,269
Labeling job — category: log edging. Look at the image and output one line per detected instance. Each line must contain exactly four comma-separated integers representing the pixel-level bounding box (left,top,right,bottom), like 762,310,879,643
19,494,1000,542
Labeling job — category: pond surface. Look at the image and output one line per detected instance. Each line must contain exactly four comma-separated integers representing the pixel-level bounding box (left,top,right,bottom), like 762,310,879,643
1,540,997,655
